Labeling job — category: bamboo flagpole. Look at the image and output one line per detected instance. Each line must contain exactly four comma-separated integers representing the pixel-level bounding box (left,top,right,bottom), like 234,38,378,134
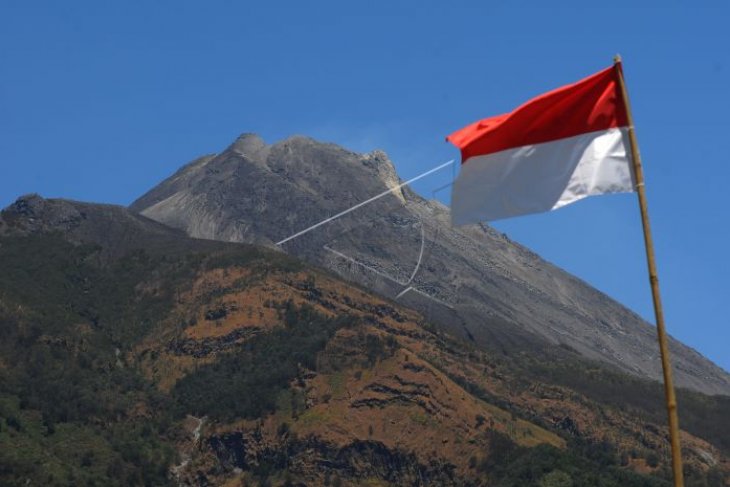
613,54,684,487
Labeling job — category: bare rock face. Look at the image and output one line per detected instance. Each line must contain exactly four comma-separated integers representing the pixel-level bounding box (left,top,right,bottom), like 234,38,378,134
130,133,730,396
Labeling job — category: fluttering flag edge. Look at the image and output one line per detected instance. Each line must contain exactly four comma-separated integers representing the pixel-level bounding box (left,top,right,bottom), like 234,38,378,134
447,63,634,224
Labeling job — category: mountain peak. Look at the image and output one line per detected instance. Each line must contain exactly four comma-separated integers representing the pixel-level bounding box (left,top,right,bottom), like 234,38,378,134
5,193,45,217
227,133,267,158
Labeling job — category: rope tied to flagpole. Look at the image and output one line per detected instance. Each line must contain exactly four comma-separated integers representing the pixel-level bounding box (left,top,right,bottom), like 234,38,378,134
276,159,454,246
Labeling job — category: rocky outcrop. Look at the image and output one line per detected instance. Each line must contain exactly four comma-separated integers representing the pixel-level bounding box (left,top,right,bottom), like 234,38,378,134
205,434,461,486
168,326,262,358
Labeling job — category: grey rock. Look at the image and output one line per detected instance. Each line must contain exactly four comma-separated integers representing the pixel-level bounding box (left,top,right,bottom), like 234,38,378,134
130,134,730,396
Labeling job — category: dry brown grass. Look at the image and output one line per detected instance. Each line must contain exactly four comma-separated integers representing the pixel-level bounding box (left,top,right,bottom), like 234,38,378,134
130,264,727,479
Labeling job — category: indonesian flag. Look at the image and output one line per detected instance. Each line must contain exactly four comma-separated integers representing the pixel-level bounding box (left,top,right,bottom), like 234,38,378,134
447,64,635,224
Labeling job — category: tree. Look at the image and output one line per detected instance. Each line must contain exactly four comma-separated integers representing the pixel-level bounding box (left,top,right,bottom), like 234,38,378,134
539,470,573,487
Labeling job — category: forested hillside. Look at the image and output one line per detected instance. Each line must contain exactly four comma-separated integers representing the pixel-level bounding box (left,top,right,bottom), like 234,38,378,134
0,196,728,486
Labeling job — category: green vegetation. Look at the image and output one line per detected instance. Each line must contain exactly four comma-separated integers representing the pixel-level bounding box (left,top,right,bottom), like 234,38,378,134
173,301,357,421
439,335,730,486
0,234,201,343
478,431,669,487
479,430,727,487
0,230,727,486
0,237,176,485
0,233,359,485
364,332,399,365
0,234,258,486
520,353,730,455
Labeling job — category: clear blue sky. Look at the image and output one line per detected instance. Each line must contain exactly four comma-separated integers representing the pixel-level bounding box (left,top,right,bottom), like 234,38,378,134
2,1,728,373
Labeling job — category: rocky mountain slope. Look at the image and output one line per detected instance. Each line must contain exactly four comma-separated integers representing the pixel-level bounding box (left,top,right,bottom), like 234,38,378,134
1,195,729,486
130,134,730,396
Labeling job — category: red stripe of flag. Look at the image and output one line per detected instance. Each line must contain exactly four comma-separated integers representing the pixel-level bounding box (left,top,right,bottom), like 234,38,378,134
447,64,628,162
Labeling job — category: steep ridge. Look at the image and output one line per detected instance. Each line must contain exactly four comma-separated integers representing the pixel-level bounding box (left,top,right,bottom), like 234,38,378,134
130,134,730,396
2,196,728,486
